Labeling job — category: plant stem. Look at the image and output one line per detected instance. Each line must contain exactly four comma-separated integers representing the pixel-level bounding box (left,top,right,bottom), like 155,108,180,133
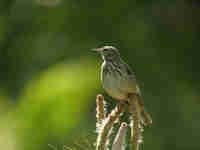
129,94,141,150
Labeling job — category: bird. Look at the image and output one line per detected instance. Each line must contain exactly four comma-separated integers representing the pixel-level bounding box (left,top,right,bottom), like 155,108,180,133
93,45,152,126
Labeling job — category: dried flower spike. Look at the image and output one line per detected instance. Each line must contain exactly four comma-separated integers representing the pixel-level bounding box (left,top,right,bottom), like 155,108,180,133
112,122,128,150
128,94,142,150
96,94,106,130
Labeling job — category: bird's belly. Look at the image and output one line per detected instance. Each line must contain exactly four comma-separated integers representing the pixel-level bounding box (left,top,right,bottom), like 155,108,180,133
102,74,137,100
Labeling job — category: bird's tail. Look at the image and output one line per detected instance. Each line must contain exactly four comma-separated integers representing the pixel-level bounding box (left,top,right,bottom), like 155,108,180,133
128,93,152,127
135,94,152,126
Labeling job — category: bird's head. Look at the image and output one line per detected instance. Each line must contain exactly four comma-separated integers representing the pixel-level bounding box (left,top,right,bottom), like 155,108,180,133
92,46,120,61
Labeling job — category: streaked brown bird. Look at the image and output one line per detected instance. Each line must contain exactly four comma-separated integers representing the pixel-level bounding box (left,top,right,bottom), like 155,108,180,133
93,46,152,126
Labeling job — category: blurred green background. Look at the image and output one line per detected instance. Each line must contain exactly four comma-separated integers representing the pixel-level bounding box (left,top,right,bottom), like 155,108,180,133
0,0,200,150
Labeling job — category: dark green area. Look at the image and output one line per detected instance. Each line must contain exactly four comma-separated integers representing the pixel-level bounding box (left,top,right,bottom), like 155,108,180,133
0,0,200,150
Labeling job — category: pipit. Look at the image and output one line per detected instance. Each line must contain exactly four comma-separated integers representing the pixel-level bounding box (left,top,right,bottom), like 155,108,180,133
93,46,152,126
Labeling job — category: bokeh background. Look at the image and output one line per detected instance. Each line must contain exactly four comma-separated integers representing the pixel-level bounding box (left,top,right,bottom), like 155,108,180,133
0,0,200,150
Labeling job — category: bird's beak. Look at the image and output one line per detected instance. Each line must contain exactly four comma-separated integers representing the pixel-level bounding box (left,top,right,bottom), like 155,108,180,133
91,48,103,52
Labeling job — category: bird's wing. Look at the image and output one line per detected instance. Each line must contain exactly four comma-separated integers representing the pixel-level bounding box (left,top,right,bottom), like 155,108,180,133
122,61,136,77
